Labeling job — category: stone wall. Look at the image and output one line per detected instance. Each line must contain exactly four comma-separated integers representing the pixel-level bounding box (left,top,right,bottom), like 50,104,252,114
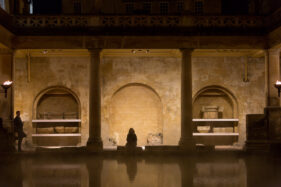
101,56,181,146
14,56,90,147
193,56,266,145
14,53,266,148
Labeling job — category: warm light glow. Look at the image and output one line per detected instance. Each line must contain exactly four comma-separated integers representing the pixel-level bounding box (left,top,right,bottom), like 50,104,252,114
3,80,12,86
42,50,48,54
131,49,150,54
276,80,281,85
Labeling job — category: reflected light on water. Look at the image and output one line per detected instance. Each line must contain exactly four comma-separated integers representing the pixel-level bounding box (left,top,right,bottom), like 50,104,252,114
1,154,281,187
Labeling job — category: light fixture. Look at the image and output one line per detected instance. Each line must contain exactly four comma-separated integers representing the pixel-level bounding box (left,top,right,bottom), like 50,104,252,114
274,80,281,97
42,50,48,54
131,49,150,54
0,80,13,98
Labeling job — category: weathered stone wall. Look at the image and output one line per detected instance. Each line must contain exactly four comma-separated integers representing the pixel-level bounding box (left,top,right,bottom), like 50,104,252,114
14,56,90,147
109,84,163,146
14,53,265,148
102,55,265,146
37,93,79,119
0,53,12,130
101,56,181,146
193,56,265,145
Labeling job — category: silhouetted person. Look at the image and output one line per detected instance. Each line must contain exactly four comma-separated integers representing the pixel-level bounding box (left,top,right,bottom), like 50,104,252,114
14,111,26,152
126,128,137,149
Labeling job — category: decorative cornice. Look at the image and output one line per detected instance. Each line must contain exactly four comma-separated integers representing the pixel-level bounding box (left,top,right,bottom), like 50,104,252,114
13,49,265,58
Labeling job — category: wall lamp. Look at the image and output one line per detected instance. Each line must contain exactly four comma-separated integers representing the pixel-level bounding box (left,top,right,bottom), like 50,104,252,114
275,80,281,97
0,80,13,98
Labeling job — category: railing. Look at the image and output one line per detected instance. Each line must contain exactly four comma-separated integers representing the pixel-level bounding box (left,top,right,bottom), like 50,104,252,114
13,15,264,29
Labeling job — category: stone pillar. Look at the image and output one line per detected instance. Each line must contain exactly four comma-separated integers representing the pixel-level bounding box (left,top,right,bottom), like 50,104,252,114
265,49,281,142
87,49,103,151
179,49,195,150
266,49,280,106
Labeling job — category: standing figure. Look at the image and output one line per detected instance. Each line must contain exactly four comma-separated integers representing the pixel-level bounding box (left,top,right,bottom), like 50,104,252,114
126,128,137,149
14,111,26,152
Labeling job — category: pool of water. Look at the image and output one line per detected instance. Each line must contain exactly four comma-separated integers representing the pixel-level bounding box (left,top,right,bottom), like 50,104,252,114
0,153,281,187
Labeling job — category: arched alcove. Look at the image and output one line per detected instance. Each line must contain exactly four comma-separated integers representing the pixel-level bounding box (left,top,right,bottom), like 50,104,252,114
193,86,238,119
193,86,239,135
109,83,163,146
32,86,81,147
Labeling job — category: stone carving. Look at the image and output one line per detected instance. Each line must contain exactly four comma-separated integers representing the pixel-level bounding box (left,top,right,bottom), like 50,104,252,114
201,106,223,119
193,16,263,28
14,16,88,28
147,133,163,145
108,137,117,146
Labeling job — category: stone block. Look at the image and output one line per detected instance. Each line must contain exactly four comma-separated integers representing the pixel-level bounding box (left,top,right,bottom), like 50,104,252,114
246,114,266,141
64,127,79,133
54,126,65,133
147,133,163,145
37,127,54,134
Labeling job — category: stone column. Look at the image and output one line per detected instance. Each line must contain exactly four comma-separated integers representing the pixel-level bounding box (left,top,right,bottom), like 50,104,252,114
87,49,103,151
265,49,281,141
266,49,280,106
179,49,195,150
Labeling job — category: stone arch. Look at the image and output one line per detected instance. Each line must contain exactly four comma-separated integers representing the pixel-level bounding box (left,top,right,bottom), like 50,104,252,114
193,85,238,119
33,86,81,119
109,83,163,146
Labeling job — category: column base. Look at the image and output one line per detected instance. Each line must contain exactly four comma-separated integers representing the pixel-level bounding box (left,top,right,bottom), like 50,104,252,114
265,106,281,140
179,137,195,151
87,137,103,152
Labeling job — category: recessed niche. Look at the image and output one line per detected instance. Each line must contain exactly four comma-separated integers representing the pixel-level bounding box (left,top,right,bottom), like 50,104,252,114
33,87,81,147
192,86,239,146
193,89,234,119
37,89,79,119
109,84,163,146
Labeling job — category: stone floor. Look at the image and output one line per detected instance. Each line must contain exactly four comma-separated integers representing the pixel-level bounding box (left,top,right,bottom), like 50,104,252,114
0,152,281,187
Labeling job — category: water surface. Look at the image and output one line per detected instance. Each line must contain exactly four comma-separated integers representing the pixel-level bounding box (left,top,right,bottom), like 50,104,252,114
0,153,281,187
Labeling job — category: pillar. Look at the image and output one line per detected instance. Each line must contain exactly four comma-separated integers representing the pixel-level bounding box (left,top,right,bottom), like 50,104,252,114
87,49,103,151
179,49,195,150
266,49,280,106
265,49,281,141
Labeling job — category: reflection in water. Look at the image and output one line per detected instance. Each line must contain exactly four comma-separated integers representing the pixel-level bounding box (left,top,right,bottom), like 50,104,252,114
120,157,138,182
1,154,281,187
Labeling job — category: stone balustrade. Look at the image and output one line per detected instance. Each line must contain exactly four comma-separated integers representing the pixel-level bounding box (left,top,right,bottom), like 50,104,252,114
13,15,264,29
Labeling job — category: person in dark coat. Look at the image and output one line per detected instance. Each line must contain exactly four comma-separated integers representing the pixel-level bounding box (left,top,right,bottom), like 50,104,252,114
14,111,26,152
126,128,137,149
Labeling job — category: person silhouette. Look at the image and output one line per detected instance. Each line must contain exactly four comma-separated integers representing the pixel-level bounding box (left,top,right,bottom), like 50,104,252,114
14,111,26,152
126,128,137,149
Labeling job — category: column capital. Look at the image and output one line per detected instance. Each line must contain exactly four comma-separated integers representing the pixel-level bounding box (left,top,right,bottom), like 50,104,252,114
267,48,280,55
88,48,103,55
179,48,194,54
